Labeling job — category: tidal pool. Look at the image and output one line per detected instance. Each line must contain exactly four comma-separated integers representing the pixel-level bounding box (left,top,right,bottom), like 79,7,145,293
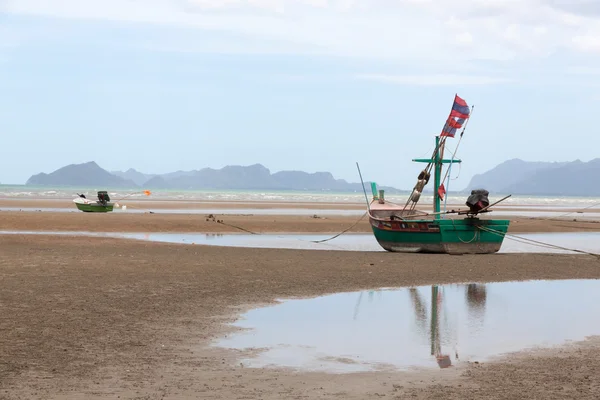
1,231,600,254
214,280,600,373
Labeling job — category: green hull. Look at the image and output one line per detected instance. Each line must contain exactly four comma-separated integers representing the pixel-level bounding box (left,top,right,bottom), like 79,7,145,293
370,217,510,254
75,203,114,213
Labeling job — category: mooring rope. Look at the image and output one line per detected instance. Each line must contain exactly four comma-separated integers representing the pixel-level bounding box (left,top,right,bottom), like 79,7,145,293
215,220,259,235
310,212,368,243
477,224,600,259
492,201,600,227
213,211,369,244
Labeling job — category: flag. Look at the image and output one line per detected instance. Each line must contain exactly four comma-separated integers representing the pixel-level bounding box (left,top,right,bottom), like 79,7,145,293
440,115,467,138
143,190,151,196
450,95,470,119
440,94,470,138
447,116,466,129
438,183,446,200
440,124,457,138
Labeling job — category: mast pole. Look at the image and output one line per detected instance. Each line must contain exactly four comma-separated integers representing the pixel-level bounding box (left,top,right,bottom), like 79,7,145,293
356,162,371,213
434,136,442,217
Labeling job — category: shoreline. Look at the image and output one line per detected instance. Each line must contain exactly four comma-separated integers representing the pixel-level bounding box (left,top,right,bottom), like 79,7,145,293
1,197,599,213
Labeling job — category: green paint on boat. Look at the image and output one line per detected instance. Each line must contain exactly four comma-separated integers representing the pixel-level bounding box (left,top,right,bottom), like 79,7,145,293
74,202,114,213
370,217,510,254
73,190,114,213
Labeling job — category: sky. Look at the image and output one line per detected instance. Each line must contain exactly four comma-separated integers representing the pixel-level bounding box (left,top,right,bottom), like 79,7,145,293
0,0,599,190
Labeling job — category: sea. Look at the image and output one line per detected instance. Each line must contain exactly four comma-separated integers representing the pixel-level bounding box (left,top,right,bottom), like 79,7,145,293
1,184,599,209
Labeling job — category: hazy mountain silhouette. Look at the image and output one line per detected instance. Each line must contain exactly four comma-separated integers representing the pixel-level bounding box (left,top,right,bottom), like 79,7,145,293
27,162,401,192
111,168,156,186
28,159,600,196
27,162,137,188
464,158,599,196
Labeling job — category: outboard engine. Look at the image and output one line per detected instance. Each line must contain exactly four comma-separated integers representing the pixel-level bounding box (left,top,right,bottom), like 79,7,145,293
97,191,110,206
466,189,490,213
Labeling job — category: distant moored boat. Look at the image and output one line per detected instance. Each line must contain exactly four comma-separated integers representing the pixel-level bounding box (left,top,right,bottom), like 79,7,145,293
73,191,114,212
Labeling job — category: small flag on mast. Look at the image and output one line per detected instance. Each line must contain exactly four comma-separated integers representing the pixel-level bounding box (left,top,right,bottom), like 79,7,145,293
441,94,470,138
438,183,446,201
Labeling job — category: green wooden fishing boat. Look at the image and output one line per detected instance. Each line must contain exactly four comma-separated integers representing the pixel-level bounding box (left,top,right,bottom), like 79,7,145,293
72,191,114,212
366,95,510,255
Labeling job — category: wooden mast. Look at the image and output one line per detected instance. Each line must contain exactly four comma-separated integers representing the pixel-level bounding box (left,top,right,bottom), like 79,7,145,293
434,136,442,217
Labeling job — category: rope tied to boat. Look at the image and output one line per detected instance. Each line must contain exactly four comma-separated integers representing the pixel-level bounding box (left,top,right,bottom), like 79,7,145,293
310,212,368,243
476,224,600,259
504,201,600,227
213,211,369,244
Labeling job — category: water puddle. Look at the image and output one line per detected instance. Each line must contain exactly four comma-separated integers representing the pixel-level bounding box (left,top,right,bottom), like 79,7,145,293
118,232,600,254
1,231,600,254
214,280,600,373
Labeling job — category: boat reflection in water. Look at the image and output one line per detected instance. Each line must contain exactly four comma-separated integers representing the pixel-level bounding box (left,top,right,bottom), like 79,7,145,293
409,284,487,369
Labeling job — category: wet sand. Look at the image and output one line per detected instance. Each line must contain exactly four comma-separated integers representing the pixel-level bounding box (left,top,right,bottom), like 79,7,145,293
0,198,368,210
1,234,600,399
0,209,600,234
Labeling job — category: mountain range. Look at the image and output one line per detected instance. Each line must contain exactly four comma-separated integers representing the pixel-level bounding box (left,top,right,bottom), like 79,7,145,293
464,158,600,196
25,158,600,196
26,161,402,193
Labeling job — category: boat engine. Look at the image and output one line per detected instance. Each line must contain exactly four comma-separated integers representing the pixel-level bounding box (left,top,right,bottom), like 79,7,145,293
97,191,110,206
465,189,490,213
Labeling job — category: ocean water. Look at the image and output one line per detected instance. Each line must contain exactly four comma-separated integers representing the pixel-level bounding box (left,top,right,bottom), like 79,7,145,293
0,185,599,208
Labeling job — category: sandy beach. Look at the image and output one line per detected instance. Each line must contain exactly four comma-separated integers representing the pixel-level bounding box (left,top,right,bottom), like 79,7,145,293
1,209,599,235
2,199,600,399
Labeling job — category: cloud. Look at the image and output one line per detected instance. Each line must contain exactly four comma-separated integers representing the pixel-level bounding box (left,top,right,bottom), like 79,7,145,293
2,1,599,55
572,35,600,53
1,0,599,85
542,0,600,16
355,73,512,86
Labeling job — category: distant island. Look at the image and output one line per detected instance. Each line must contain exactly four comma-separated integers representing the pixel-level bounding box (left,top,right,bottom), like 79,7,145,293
26,161,403,193
25,158,600,196
464,158,600,196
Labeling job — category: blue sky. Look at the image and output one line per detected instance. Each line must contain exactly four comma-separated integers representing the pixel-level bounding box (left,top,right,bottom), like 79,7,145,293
0,0,599,190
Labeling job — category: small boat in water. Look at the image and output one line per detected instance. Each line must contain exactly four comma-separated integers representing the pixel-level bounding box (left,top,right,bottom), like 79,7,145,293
365,95,510,255
73,191,114,212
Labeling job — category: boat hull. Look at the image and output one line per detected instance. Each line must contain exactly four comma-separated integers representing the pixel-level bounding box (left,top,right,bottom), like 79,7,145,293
369,217,509,254
74,202,114,213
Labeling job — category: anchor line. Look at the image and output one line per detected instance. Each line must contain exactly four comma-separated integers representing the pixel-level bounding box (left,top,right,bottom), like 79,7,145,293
216,220,259,235
476,225,600,259
499,201,600,227
544,201,600,219
214,211,369,245
310,212,368,243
